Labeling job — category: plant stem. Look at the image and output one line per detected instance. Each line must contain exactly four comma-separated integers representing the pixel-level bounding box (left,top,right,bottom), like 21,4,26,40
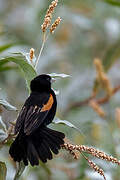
35,32,46,69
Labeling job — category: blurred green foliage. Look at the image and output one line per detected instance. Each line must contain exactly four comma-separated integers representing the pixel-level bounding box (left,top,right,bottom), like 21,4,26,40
1,0,120,180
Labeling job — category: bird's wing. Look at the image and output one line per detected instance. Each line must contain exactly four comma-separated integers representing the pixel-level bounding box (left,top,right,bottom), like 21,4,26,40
15,92,54,135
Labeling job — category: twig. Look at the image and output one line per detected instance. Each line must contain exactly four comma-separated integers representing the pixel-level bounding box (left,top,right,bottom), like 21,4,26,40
63,94,95,115
63,84,120,115
0,134,16,145
0,120,16,145
96,84,120,104
89,100,106,117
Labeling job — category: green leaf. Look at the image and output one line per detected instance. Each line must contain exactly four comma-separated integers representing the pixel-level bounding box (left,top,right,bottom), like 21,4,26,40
0,44,14,53
0,99,17,111
0,53,37,92
0,60,9,67
0,161,7,180
48,73,70,78
102,41,120,72
0,66,18,72
14,161,25,180
103,0,120,6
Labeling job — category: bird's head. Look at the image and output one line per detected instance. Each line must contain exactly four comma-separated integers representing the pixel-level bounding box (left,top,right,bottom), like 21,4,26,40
30,74,55,92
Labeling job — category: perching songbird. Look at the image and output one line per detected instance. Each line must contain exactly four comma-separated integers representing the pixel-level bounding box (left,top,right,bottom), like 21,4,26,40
9,74,65,166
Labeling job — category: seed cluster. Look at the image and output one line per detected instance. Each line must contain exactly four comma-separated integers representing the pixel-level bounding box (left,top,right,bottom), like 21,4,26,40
50,17,61,33
61,142,120,180
41,0,58,32
86,158,106,180
29,48,34,62
94,58,113,96
62,143,120,165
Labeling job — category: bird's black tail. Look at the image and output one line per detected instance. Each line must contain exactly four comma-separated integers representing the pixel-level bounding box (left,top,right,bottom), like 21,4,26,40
9,127,65,166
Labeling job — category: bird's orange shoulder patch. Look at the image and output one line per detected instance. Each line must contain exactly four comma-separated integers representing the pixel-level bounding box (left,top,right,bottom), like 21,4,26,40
41,94,54,112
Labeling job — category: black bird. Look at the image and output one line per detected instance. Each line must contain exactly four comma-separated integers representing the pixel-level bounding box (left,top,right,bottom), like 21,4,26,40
9,74,65,166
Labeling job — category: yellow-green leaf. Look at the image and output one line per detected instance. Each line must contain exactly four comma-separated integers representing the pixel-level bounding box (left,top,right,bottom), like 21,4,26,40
0,162,7,180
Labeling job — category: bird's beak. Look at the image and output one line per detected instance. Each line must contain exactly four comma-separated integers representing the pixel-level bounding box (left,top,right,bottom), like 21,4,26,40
51,78,56,83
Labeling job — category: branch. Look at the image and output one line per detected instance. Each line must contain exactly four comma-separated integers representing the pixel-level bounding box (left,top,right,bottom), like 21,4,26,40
63,84,120,116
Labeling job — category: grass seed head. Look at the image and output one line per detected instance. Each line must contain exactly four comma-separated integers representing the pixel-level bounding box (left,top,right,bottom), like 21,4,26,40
50,17,61,33
29,48,34,62
41,0,58,32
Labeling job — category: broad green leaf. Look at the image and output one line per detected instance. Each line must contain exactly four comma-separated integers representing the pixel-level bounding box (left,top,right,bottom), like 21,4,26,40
0,60,16,72
0,99,17,111
14,161,25,180
48,73,70,78
0,161,7,180
0,44,14,53
103,0,120,6
0,53,37,92
102,41,120,72
0,66,18,72
0,116,7,131
0,60,9,66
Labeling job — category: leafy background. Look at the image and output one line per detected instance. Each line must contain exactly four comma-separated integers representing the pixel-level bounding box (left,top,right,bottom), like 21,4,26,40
1,0,120,179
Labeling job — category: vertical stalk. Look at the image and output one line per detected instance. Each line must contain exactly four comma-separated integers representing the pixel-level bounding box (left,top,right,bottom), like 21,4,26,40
35,33,46,69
